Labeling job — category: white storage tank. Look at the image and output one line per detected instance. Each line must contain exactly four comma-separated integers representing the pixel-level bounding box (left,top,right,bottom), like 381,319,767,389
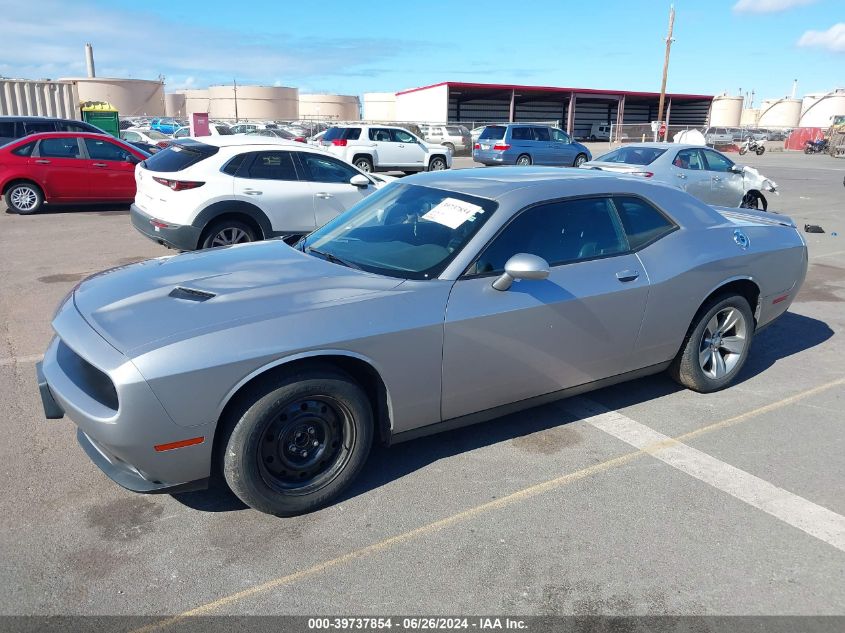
799,89,845,128
299,94,360,121
165,92,186,117
709,95,743,127
363,92,397,121
183,89,210,116
758,98,801,128
740,108,759,126
207,85,298,120
63,77,165,116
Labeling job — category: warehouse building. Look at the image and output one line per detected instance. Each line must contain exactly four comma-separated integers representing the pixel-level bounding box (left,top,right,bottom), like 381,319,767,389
394,81,713,137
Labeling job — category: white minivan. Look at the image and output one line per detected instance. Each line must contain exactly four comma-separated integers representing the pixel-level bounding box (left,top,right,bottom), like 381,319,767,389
588,123,611,141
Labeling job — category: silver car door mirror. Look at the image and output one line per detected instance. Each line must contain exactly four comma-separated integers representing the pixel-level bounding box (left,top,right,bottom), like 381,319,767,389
492,253,550,291
730,164,744,174
349,174,370,187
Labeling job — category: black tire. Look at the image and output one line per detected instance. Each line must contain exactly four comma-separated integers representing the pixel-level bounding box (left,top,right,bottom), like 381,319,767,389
589,135,597,141
221,369,373,516
804,146,811,154
353,156,373,173
739,147,748,156
443,142,455,154
516,154,532,166
200,218,257,249
669,295,754,393
756,146,765,155
4,182,44,215
573,153,588,167
740,191,765,210
428,156,447,171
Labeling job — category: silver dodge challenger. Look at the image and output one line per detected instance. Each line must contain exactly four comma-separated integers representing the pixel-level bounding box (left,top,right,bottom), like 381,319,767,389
36,168,807,516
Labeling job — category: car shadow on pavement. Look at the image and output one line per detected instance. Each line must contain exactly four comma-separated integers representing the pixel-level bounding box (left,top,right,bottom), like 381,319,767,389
3,203,130,215
171,310,832,514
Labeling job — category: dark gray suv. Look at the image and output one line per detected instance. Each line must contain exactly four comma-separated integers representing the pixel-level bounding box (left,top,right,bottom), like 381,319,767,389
0,116,105,147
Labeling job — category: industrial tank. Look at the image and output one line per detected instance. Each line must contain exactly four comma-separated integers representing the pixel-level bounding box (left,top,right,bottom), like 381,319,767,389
62,77,165,116
740,108,759,126
758,98,801,128
165,92,187,117
709,95,743,127
183,89,210,116
363,92,397,121
207,85,298,120
299,94,360,120
799,89,845,128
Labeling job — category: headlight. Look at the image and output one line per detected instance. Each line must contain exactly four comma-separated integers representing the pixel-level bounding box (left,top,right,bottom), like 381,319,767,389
763,179,777,192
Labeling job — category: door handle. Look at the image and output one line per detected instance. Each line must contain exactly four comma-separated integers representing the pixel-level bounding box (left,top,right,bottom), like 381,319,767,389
242,189,262,195
35,159,51,164
315,192,333,199
397,144,405,148
93,162,107,167
676,173,687,179
616,270,639,283
713,176,722,182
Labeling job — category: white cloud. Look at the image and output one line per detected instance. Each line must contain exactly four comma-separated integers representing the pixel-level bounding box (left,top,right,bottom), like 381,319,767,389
733,0,817,13
798,23,845,52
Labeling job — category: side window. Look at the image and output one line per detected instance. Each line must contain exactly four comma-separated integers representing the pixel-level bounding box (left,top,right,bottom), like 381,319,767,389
57,122,91,133
38,138,82,158
392,129,415,143
369,128,392,142
672,148,703,170
511,127,532,141
24,121,56,135
12,141,36,157
551,128,570,143
245,151,297,180
122,131,140,142
221,153,247,176
532,127,551,141
473,197,628,275
612,196,675,250
85,138,132,162
0,122,19,137
702,149,734,173
300,153,358,183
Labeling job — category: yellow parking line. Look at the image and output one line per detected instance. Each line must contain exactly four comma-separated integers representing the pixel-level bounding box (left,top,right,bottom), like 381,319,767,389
131,376,845,632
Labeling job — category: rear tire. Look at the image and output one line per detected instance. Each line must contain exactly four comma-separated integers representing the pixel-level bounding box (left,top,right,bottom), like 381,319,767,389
353,156,373,173
221,369,373,516
739,147,748,156
4,182,44,215
443,142,455,154
516,154,532,166
200,218,257,249
669,295,754,393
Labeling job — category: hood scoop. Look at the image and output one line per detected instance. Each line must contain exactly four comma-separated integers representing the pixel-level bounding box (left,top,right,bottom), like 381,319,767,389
169,287,216,302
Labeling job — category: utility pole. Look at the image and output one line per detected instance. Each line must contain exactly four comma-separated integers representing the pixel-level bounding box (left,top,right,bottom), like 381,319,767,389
657,5,675,132
233,78,239,122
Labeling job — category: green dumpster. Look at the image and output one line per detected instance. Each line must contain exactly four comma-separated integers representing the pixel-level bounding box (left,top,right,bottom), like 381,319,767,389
81,102,119,138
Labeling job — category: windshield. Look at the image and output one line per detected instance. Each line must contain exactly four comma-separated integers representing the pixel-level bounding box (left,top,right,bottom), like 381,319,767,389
147,130,169,139
595,147,667,165
301,183,498,280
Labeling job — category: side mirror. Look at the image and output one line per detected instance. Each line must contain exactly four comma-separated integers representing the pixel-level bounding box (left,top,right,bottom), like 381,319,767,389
492,253,550,291
730,164,744,174
350,174,370,188
127,155,140,164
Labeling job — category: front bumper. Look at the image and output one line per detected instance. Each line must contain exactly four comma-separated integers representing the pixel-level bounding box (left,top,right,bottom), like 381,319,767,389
130,204,201,251
37,299,213,494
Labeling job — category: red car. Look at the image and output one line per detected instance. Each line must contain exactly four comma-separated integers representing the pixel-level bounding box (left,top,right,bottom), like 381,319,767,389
0,132,148,214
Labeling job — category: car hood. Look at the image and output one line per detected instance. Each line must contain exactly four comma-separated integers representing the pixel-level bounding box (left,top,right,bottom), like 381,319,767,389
72,241,404,356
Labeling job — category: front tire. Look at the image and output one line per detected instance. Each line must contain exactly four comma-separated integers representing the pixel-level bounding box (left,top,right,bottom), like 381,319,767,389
428,156,447,171
222,370,373,516
516,154,532,166
201,219,256,249
740,191,765,210
573,153,588,167
756,146,765,155
669,295,754,393
4,182,44,215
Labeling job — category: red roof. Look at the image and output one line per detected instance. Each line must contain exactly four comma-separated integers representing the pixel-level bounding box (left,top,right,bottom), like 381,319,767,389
395,81,712,101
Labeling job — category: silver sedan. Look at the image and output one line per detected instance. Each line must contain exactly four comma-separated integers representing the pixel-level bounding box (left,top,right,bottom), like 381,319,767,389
37,168,807,515
581,143,778,210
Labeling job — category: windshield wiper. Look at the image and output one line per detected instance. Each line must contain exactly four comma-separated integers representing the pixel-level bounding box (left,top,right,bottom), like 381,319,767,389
306,247,361,270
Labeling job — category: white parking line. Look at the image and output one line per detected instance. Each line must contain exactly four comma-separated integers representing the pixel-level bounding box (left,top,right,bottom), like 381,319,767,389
566,399,845,553
0,354,42,367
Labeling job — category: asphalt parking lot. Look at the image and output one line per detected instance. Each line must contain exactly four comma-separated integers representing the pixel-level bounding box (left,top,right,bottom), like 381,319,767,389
1,150,843,620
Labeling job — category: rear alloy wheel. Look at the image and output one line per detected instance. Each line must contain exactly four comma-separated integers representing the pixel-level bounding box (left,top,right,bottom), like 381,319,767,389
573,153,588,167
669,295,754,393
5,182,43,215
201,219,256,249
353,157,373,173
516,154,532,166
221,370,373,516
428,156,447,171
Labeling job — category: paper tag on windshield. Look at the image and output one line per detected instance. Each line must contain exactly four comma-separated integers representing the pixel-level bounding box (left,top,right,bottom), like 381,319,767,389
422,198,484,229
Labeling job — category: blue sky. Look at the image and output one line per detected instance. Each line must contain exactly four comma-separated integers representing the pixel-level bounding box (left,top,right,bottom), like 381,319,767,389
1,0,842,102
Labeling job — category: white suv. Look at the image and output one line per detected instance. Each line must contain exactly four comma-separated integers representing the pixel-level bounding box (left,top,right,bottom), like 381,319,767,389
321,125,451,173
130,136,391,250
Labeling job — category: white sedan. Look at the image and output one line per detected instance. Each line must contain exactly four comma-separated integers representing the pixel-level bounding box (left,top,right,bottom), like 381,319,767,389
120,128,171,145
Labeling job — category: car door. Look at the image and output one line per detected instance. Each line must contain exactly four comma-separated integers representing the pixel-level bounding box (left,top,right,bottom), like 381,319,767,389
441,196,649,421
392,128,427,168
668,148,711,201
701,149,744,206
366,127,399,167
30,137,90,200
529,126,556,165
296,152,375,228
82,137,138,199
549,127,576,165
509,126,537,162
232,150,317,233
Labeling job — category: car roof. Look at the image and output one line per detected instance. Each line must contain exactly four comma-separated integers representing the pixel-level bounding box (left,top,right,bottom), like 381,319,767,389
6,131,110,140
604,142,708,151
